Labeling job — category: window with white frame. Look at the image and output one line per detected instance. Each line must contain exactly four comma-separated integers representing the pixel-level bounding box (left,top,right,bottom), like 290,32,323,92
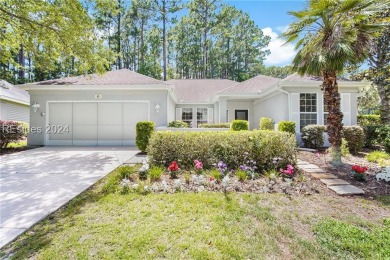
300,93,317,129
182,108,193,127
197,108,208,126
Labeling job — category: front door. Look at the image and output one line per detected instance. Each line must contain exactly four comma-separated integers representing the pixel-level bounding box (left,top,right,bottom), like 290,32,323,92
235,110,248,121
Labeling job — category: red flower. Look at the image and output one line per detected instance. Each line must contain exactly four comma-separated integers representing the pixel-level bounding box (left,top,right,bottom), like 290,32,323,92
168,161,179,171
352,165,367,174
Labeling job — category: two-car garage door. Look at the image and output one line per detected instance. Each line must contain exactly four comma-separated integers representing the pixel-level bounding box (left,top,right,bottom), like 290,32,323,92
47,101,149,146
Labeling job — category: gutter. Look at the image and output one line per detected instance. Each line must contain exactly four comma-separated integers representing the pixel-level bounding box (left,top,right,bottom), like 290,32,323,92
276,84,291,121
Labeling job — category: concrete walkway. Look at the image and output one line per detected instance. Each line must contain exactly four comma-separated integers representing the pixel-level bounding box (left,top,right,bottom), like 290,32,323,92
297,160,365,195
0,146,139,249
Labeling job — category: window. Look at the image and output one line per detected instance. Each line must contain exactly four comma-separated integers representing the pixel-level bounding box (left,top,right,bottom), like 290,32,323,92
197,108,208,126
300,93,317,129
235,110,248,121
182,108,193,127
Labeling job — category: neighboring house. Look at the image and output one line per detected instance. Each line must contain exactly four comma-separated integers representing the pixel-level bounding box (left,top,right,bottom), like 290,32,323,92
21,69,369,146
0,80,30,123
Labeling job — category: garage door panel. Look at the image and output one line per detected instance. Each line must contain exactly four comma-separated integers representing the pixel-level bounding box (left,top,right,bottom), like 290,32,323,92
123,125,136,140
49,103,72,125
49,126,73,140
73,126,97,140
73,103,97,125
98,103,122,125
123,102,149,125
98,126,123,140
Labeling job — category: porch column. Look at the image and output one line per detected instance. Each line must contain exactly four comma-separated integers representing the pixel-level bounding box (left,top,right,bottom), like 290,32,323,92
219,98,227,123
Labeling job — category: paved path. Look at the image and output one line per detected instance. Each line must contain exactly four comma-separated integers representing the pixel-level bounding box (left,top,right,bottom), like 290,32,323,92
297,160,365,195
0,146,139,249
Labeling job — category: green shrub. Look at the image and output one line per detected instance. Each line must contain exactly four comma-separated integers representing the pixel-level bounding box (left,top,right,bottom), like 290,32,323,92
117,165,137,180
0,121,28,149
357,114,381,126
301,125,326,149
342,125,365,154
102,165,136,194
149,166,164,181
209,169,222,181
236,170,247,182
363,125,381,148
366,151,390,163
136,121,155,152
259,117,274,130
231,120,249,131
278,121,296,135
168,120,189,128
376,125,390,153
147,130,297,171
198,123,230,128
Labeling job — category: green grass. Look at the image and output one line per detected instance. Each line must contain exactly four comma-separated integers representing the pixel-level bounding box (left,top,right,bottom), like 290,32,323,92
6,140,27,148
2,167,389,259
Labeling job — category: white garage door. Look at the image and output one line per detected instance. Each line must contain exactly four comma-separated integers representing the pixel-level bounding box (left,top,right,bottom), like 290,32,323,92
47,101,149,146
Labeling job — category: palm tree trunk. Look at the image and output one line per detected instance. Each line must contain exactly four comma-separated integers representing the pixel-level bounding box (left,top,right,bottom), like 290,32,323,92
322,70,343,165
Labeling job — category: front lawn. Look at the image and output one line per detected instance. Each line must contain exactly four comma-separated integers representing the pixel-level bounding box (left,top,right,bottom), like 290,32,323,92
2,167,389,259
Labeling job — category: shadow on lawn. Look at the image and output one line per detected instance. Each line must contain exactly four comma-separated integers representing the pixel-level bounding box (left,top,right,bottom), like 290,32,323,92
1,184,106,259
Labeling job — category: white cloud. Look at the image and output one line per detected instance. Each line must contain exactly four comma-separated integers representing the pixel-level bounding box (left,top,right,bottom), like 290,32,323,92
262,27,296,66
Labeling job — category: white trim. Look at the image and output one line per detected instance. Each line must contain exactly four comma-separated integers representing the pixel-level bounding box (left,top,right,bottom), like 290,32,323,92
46,100,150,146
0,96,30,106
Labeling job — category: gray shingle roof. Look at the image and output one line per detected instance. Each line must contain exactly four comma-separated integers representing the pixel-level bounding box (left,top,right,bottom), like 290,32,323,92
27,69,168,85
166,79,237,103
282,73,351,82
219,75,280,94
0,80,30,105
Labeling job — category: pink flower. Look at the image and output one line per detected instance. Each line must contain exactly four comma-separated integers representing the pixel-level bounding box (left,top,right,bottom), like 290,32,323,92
194,160,203,170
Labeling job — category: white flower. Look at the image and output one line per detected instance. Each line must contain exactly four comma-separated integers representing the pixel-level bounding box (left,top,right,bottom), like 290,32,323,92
161,180,168,191
139,160,150,172
197,185,205,192
132,183,139,189
144,185,149,191
152,183,159,192
222,175,230,188
174,179,182,189
120,178,131,186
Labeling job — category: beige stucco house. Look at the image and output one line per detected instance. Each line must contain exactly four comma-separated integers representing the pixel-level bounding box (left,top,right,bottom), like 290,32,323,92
21,69,368,146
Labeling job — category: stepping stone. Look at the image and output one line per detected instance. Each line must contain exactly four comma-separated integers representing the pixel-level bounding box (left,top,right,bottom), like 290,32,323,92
297,160,310,165
328,185,365,195
320,178,350,186
310,173,338,179
298,164,320,169
303,168,327,173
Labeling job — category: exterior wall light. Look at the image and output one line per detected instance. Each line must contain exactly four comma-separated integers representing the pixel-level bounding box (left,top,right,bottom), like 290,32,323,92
155,104,160,114
32,102,40,112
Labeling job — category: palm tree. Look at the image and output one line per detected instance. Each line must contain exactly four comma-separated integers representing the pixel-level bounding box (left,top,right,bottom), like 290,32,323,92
282,0,388,164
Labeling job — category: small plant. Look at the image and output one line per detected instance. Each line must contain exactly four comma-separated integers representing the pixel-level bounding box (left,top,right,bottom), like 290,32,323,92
194,159,203,174
240,152,258,179
301,125,326,148
184,173,191,184
236,170,247,182
136,121,155,152
231,120,249,131
264,170,279,179
216,161,228,176
259,117,274,130
279,164,294,177
168,120,189,128
209,169,222,182
117,165,136,180
366,151,390,163
278,120,296,135
168,161,180,178
149,166,164,182
352,165,368,181
139,160,149,180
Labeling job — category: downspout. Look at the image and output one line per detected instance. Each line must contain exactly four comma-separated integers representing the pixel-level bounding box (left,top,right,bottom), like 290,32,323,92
277,84,291,121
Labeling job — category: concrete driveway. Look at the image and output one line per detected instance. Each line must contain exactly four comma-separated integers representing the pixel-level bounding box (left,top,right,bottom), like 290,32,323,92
0,146,139,248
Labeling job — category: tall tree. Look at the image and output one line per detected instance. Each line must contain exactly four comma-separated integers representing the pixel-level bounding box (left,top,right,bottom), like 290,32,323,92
283,0,386,164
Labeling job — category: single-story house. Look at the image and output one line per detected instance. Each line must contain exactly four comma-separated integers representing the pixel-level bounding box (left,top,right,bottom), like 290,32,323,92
21,69,369,146
0,80,30,123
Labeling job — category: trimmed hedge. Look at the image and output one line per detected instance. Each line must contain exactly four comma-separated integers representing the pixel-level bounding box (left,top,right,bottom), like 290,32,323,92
147,130,297,171
168,120,189,128
231,120,249,131
0,121,28,149
301,125,326,148
342,126,365,154
377,125,390,153
363,125,381,148
357,114,381,126
198,123,230,128
259,117,274,130
278,121,296,135
136,121,155,152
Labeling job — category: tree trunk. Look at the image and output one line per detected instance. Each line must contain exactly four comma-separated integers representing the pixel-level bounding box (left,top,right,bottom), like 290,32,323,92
162,0,167,81
323,70,343,165
117,0,122,69
377,83,390,124
18,44,25,83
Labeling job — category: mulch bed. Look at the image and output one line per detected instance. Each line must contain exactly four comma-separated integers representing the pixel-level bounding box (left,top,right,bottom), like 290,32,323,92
298,149,390,197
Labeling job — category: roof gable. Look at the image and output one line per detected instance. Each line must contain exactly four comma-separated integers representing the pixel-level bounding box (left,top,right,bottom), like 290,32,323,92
219,75,280,94
0,80,30,105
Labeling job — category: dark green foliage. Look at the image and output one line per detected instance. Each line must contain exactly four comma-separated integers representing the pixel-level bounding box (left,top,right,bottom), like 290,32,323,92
342,126,365,154
357,114,381,126
0,121,28,149
301,125,326,149
198,123,230,128
278,121,296,135
376,125,390,153
259,117,274,130
168,120,189,128
231,120,249,131
363,125,381,148
136,121,155,152
147,130,297,171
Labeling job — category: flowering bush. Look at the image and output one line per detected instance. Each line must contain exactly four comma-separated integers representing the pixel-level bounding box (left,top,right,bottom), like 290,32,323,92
352,165,368,181
279,165,294,177
216,161,227,176
168,161,180,178
194,160,203,174
139,160,150,180
240,152,258,179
